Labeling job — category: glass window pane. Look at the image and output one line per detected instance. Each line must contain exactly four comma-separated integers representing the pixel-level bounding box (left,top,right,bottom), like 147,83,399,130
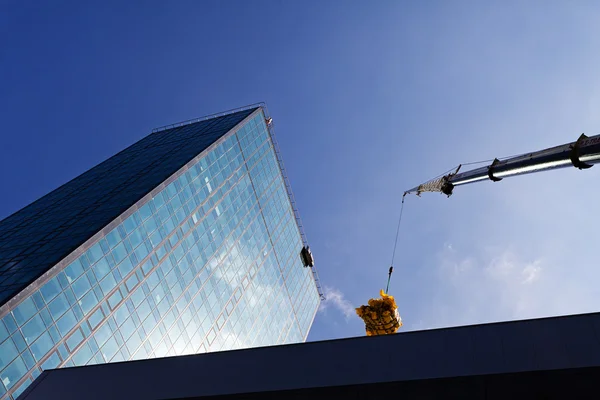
57,343,69,360
87,243,104,265
137,300,151,322
99,238,110,255
0,356,27,390
88,308,104,329
108,291,122,310
21,314,45,344
153,193,165,209
120,317,135,340
130,287,145,308
72,275,91,299
12,297,37,326
128,229,143,249
73,303,84,323
126,275,139,292
123,215,137,234
64,287,77,306
41,351,61,370
117,257,133,277
79,290,98,315
32,292,45,310
2,314,17,334
92,258,111,281
126,330,142,354
106,229,121,249
64,260,84,283
13,376,32,399
86,269,97,285
72,343,93,366
144,217,157,234
135,245,150,265
139,203,152,221
21,349,35,370
0,337,18,370
30,331,54,361
81,320,91,337
113,305,128,327
112,243,127,264
57,272,69,289
101,336,119,362
66,329,84,352
48,294,69,321
94,322,112,348
99,273,117,295
56,310,77,336
0,321,8,343
47,324,61,343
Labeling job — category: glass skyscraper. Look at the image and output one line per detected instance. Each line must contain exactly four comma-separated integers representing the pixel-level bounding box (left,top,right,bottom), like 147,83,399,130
0,105,321,399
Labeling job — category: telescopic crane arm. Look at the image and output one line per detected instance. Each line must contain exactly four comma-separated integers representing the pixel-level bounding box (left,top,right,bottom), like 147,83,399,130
405,133,600,197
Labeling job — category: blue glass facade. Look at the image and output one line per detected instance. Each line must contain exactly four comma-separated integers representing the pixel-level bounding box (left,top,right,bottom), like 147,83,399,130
0,108,256,308
0,108,320,399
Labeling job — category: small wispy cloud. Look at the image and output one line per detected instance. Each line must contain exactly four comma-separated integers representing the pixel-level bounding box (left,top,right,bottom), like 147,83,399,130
411,244,552,330
319,286,355,320
521,261,542,284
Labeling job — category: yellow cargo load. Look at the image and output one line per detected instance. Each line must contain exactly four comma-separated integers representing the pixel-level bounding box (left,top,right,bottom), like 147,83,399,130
356,289,402,336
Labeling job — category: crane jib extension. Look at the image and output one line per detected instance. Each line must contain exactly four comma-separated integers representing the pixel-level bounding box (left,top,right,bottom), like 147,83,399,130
405,133,600,197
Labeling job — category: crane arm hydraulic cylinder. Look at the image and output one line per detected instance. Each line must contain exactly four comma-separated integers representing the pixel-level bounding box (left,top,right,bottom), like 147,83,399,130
406,133,600,197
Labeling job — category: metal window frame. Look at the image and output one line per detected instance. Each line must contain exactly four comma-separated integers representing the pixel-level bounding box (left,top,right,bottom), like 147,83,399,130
258,106,325,302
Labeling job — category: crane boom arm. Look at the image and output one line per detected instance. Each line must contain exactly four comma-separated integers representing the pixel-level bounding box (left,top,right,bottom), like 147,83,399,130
406,133,600,197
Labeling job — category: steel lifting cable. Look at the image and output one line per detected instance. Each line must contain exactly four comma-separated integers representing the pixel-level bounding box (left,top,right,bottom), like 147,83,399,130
386,193,406,294
453,152,528,168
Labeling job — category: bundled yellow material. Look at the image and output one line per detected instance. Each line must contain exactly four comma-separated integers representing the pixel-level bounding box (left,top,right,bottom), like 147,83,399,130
356,289,403,336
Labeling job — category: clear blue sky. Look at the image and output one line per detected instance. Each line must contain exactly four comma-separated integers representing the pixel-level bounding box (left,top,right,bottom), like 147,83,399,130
2,0,600,342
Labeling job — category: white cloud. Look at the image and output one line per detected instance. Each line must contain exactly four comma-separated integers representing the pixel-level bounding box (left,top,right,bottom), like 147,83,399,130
483,250,543,286
408,238,600,333
319,286,355,320
521,262,542,284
